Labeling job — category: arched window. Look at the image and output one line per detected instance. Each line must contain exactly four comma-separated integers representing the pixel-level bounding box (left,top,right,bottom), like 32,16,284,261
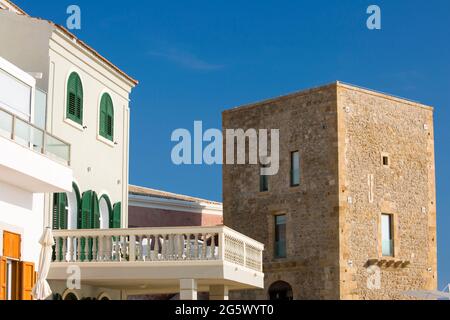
63,292,79,301
268,281,293,301
99,195,112,230
67,182,81,230
99,93,114,141
66,72,83,125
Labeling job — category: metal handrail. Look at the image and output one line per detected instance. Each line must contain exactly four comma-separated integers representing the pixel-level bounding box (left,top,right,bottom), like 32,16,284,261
0,104,71,166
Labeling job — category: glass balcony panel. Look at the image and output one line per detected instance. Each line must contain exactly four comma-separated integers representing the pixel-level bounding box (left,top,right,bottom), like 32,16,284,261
45,134,70,164
0,108,13,139
13,118,44,152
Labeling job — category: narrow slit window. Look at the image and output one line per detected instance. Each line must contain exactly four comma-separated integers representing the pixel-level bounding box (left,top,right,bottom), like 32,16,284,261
383,156,389,166
381,214,394,257
275,215,287,258
260,165,269,192
291,151,300,186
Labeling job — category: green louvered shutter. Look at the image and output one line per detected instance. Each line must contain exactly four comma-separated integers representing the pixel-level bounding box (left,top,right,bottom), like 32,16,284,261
99,94,114,141
80,191,93,261
67,74,76,119
92,193,100,229
52,194,59,230
58,193,68,230
106,101,113,140
67,73,83,124
112,202,121,229
81,191,92,229
76,77,83,122
99,97,106,137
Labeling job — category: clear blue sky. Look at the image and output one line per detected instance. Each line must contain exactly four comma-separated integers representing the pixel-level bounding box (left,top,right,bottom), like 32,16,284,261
16,0,449,289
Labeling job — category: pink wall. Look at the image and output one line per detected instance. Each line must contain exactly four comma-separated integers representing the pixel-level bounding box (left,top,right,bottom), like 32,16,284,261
128,206,223,228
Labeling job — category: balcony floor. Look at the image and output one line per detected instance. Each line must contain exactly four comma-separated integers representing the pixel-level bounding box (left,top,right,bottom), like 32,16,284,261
49,260,264,293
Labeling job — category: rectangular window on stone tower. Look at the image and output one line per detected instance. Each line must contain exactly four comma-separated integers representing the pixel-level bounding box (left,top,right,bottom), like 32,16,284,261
290,151,300,187
275,215,287,258
381,214,394,257
260,165,269,192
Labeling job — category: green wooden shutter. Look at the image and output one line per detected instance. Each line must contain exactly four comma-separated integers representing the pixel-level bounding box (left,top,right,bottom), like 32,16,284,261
99,97,106,137
58,193,68,230
100,94,113,141
52,194,59,230
112,202,121,229
81,191,93,229
76,77,83,122
92,193,100,229
106,100,113,140
66,73,83,124
67,74,76,119
80,191,93,261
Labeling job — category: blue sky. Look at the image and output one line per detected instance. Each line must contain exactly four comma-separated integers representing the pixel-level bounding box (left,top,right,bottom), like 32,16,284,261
16,0,449,289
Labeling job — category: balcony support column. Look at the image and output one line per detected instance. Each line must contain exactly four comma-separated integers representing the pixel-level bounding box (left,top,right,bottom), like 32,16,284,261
179,279,198,300
209,285,229,300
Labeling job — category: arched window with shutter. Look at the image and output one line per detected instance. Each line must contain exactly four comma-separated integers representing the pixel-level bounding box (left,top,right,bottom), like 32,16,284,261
99,93,114,141
66,72,83,125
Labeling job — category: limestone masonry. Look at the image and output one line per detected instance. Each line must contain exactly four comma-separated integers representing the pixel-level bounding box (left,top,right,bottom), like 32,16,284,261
223,82,437,300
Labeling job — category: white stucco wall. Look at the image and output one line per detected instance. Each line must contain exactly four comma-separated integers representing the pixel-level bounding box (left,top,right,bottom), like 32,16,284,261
0,10,53,91
0,12,134,230
0,181,45,267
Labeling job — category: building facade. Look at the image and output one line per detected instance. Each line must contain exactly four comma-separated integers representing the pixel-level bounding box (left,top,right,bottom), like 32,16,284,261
0,56,73,300
0,0,136,299
129,185,223,228
223,82,437,300
0,1,264,300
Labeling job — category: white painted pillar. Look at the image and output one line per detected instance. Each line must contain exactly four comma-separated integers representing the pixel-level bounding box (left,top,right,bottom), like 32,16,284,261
180,279,198,300
209,285,229,300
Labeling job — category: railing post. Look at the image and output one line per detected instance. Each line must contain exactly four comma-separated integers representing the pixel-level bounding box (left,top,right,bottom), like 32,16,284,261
129,234,136,262
10,114,15,140
42,131,47,155
62,237,67,262
218,230,225,261
243,242,247,268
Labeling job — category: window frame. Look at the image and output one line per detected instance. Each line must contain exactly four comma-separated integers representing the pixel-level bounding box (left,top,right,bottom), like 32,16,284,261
381,213,394,257
274,214,287,259
290,151,300,187
99,92,114,142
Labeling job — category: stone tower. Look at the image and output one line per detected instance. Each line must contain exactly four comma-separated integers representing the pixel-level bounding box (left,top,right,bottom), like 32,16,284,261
222,82,437,300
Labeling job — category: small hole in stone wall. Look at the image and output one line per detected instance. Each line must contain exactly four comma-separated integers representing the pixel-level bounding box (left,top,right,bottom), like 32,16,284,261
382,156,389,166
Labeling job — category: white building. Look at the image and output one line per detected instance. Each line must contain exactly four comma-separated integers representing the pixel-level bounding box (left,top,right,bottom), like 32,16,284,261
0,56,73,300
0,0,264,300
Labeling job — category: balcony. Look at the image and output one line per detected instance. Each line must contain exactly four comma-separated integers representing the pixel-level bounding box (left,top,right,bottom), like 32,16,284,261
0,106,71,166
49,226,264,298
0,105,72,192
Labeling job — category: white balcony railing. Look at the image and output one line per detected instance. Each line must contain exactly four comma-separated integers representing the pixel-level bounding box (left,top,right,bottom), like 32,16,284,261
0,105,71,165
52,226,264,273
